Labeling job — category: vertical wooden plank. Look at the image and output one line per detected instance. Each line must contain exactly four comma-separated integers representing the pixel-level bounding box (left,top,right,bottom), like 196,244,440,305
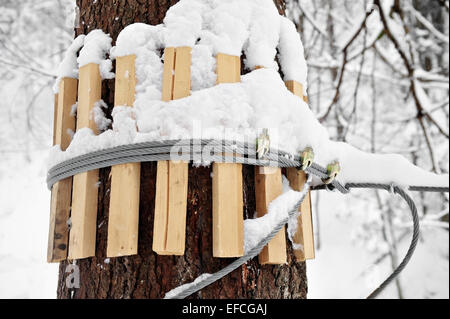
153,47,191,255
162,48,175,102
114,55,137,106
107,55,140,257
286,169,314,261
212,53,244,258
164,161,189,254
252,65,287,265
285,79,315,261
255,167,287,264
212,162,244,257
172,47,192,100
153,161,169,253
216,53,241,83
47,78,77,263
285,80,303,98
68,63,101,260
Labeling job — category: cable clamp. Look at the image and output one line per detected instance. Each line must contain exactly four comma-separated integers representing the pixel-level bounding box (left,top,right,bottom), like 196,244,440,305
256,128,270,159
322,161,341,184
299,147,314,171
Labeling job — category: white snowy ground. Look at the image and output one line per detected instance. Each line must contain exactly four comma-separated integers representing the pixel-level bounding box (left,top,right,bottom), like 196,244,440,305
0,150,448,298
0,150,58,298
308,191,449,299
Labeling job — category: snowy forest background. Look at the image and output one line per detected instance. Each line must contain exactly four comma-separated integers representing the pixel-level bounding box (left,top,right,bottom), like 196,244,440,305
0,0,448,298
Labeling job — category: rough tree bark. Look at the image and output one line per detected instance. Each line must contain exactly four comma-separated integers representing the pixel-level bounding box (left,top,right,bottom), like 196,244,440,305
57,0,308,299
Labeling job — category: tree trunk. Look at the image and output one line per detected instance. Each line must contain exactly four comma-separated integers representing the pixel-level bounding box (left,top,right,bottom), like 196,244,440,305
57,0,307,299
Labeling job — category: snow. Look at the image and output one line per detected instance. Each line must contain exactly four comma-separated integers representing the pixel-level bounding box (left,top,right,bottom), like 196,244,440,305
110,23,164,58
244,176,306,254
307,191,449,299
49,0,448,189
378,0,412,58
278,17,308,95
53,35,85,93
411,6,449,44
91,100,111,132
244,0,281,70
191,45,217,90
77,29,114,79
164,273,212,299
0,151,58,298
284,177,303,251
70,103,78,117
163,0,204,48
49,68,449,189
111,0,307,83
200,1,252,56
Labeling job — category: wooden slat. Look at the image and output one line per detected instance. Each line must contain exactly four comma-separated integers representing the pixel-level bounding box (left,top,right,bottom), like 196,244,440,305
153,47,191,255
212,162,244,257
47,78,77,263
162,47,175,102
153,161,169,253
172,47,192,99
285,80,303,98
253,65,287,265
68,63,101,260
107,55,140,257
255,167,287,264
286,169,315,261
114,55,137,106
216,53,241,83
285,79,315,261
212,54,244,258
164,161,189,254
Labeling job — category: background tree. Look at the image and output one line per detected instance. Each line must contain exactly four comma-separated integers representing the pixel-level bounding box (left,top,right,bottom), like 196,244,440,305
285,0,449,298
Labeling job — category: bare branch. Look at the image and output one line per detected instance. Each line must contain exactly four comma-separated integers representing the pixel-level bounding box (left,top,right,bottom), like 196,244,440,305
0,58,56,78
319,6,376,122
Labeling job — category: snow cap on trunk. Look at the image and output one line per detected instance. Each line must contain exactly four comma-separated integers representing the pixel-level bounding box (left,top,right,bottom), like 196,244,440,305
53,34,85,93
278,16,308,94
163,0,205,48
77,29,114,79
110,23,165,58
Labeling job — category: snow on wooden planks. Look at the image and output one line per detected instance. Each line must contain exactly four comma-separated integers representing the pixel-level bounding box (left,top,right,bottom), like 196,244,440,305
153,47,191,255
48,78,77,263
255,167,287,264
212,53,244,258
107,55,140,258
285,80,315,261
68,63,101,260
